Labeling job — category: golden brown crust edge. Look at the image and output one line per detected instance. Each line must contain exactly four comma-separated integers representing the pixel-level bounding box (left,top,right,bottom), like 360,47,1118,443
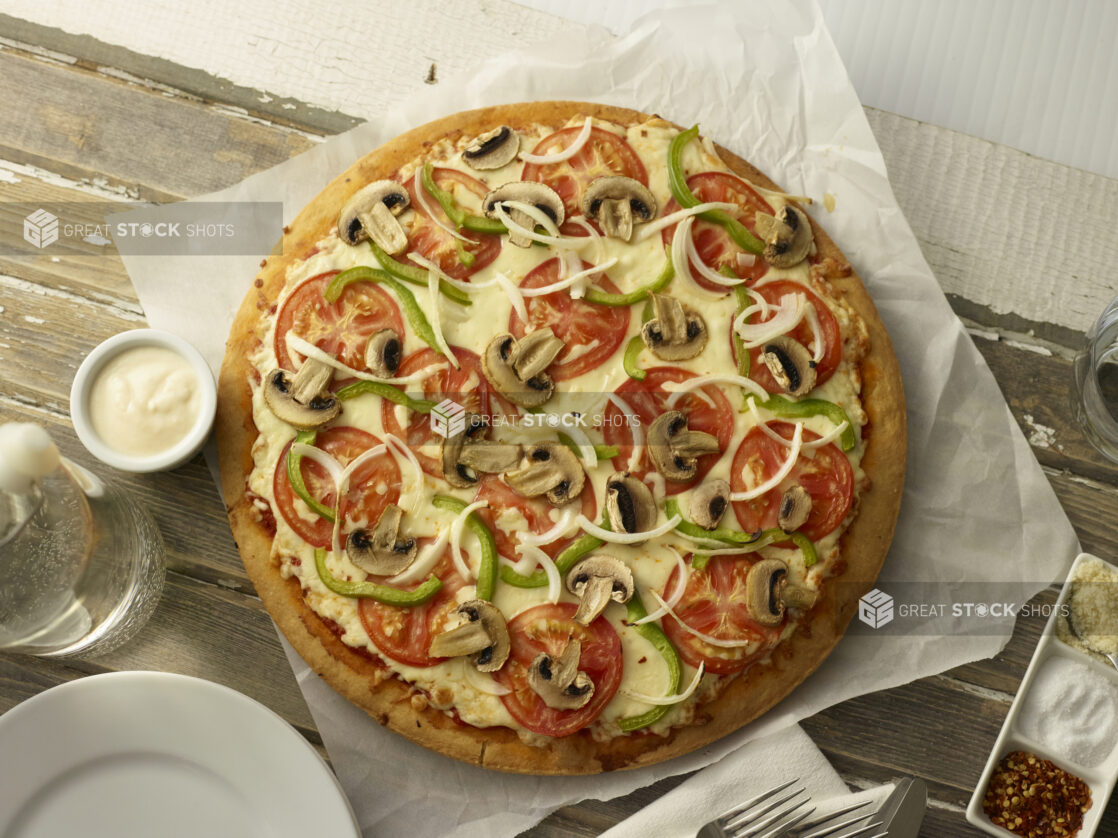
217,101,906,775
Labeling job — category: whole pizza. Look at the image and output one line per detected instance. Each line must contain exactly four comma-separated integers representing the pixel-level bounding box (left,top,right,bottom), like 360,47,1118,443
217,102,905,774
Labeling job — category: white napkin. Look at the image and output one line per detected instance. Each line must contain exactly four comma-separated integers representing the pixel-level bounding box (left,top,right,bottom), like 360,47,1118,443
114,1,1080,836
599,724,887,838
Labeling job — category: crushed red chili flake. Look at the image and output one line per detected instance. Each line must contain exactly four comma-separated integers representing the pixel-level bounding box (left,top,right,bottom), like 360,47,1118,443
982,750,1091,837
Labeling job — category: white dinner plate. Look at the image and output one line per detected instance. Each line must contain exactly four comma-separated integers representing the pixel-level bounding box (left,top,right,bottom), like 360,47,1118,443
0,672,359,838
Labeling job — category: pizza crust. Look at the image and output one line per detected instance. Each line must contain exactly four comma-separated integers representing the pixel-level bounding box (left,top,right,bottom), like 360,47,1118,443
218,101,905,774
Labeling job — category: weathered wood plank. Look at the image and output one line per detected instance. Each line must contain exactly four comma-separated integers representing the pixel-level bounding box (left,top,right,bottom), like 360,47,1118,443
0,48,315,202
867,108,1118,345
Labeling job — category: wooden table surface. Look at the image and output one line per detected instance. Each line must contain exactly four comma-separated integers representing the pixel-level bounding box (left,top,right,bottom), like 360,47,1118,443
3,4,1118,836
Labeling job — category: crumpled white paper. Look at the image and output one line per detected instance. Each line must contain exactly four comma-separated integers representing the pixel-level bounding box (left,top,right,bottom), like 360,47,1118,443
117,1,1080,836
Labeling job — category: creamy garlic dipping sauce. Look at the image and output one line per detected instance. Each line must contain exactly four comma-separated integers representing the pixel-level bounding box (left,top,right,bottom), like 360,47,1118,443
88,345,202,457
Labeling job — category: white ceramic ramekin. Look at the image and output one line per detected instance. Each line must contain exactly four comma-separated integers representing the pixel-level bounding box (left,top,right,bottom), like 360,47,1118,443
69,329,217,473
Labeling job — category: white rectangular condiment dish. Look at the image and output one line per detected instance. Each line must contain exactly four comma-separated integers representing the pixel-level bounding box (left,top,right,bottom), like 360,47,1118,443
966,552,1118,838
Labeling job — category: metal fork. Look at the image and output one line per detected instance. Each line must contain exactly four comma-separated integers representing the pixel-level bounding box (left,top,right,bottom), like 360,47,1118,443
696,781,888,838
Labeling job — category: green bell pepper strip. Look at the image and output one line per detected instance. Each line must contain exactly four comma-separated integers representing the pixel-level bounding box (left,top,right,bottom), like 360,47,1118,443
622,335,646,381
617,589,685,732
335,379,436,413
690,527,818,571
431,495,498,601
664,498,760,546
557,432,618,463
367,240,472,306
500,509,610,589
421,162,507,236
668,126,764,255
315,548,442,605
752,395,857,452
732,283,751,378
454,237,476,268
583,257,674,307
325,266,441,352
286,430,335,523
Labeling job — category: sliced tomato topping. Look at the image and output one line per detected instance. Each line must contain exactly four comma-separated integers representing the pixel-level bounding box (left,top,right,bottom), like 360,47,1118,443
730,279,842,392
731,422,853,541
381,346,515,478
273,426,401,548
661,556,783,675
474,475,596,561
493,603,622,737
508,258,630,381
399,167,501,280
602,368,733,495
274,272,404,371
522,127,648,218
358,553,467,667
662,172,773,292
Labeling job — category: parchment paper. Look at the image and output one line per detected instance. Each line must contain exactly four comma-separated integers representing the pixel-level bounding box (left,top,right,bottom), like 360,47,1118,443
116,1,1080,835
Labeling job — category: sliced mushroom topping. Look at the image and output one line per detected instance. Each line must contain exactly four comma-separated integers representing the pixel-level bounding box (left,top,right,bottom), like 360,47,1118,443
346,503,417,576
511,328,565,382
528,637,595,710
482,182,565,247
440,413,519,488
364,329,402,378
647,410,721,482
462,126,520,171
338,180,411,254
481,332,559,408
504,442,585,506
640,293,709,361
605,473,657,537
689,479,731,529
745,558,819,627
566,555,635,626
428,600,511,672
777,484,812,532
761,335,817,396
581,176,658,241
754,204,813,268
262,358,341,430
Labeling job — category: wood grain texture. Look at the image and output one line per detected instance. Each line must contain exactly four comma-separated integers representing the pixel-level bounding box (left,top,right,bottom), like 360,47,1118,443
0,9,1116,835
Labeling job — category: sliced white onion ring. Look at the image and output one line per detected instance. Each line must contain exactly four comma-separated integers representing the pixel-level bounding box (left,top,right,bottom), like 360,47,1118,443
406,251,477,292
736,252,757,269
622,662,705,705
516,544,562,604
682,217,745,288
557,424,598,470
425,267,460,369
492,203,581,250
576,513,681,544
607,392,643,473
744,397,849,451
413,168,476,244
631,548,688,625
519,257,618,297
734,293,806,348
516,505,579,548
383,433,424,516
389,527,451,585
729,423,803,501
449,500,490,582
649,592,760,648
662,374,767,406
327,444,388,562
803,300,825,364
635,202,739,241
286,334,441,384
518,116,593,164
461,658,512,696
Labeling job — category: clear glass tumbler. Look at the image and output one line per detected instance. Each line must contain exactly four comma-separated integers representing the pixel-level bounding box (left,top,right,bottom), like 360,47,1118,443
0,450,165,657
1073,297,1118,464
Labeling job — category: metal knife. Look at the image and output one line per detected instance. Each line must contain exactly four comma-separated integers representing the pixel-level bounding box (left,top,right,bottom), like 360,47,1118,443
874,777,927,837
